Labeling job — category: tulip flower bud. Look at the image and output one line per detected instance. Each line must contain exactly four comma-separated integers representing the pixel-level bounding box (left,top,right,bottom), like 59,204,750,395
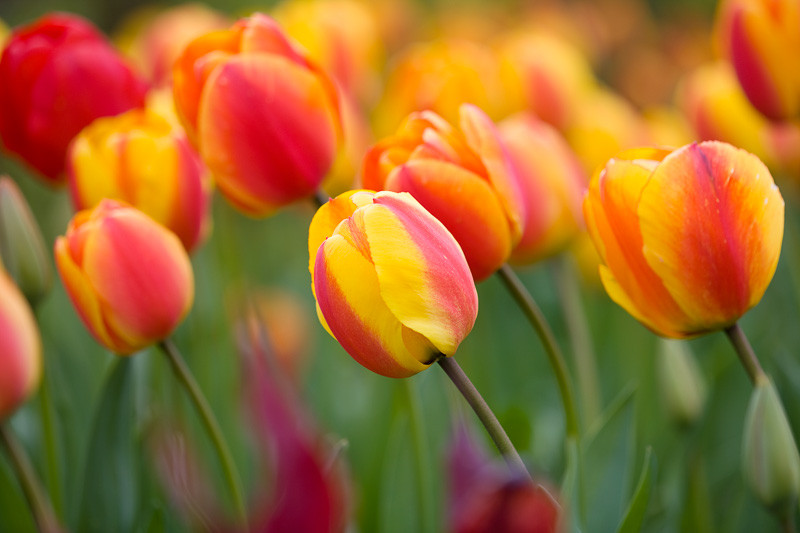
172,13,341,217
0,269,41,420
55,200,194,355
0,177,52,304
656,339,706,428
498,113,587,264
715,0,800,121
309,190,478,378
583,141,784,338
67,107,212,252
742,379,800,514
362,104,526,281
0,13,148,183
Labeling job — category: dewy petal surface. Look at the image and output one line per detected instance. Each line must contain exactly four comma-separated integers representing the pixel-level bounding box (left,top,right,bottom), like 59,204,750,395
638,141,784,331
198,54,338,216
363,193,478,356
314,227,432,378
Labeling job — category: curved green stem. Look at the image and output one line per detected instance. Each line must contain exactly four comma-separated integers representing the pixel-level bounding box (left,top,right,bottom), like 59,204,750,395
438,357,530,478
497,263,580,439
312,190,330,209
551,256,601,425
724,323,768,386
404,380,436,533
37,369,63,519
158,339,248,527
0,423,61,533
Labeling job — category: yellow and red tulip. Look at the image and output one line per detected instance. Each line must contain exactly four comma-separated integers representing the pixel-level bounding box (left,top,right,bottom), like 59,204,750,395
172,13,341,217
308,190,478,378
0,269,41,420
67,107,212,252
715,0,800,121
362,104,526,281
0,13,148,183
498,113,587,264
55,200,194,355
583,141,783,338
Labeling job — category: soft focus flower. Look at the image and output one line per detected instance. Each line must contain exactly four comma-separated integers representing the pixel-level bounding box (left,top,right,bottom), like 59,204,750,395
55,200,194,355
115,3,230,87
715,0,800,121
67,106,212,252
0,177,52,304
496,30,596,130
583,141,783,338
498,113,587,264
0,13,148,183
172,13,341,217
362,104,525,281
308,190,478,378
0,269,41,420
374,39,503,136
656,339,706,428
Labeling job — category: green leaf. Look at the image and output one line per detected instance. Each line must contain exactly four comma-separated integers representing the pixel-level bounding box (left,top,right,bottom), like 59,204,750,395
77,358,140,533
616,447,655,533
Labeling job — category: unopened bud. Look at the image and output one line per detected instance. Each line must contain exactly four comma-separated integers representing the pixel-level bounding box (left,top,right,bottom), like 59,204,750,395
742,378,800,514
657,339,706,428
0,177,52,304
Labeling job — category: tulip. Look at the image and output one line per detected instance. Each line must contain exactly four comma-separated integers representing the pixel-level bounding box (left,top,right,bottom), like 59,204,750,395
172,13,341,217
308,190,478,378
362,104,526,281
498,113,587,264
583,141,784,338
0,177,52,304
0,269,41,420
0,13,148,183
656,339,706,428
55,200,194,355
67,107,212,252
715,0,800,121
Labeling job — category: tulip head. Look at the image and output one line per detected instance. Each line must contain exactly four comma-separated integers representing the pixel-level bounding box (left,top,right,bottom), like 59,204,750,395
715,0,800,121
583,141,784,338
0,177,52,304
55,200,194,355
0,270,41,420
362,104,526,281
67,107,212,252
499,113,587,264
173,13,341,217
0,13,148,183
309,190,478,378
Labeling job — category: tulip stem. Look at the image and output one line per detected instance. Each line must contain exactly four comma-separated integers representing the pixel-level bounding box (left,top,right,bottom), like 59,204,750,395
497,264,580,439
438,357,530,478
158,339,248,527
724,323,768,386
0,423,61,533
404,380,436,533
37,368,63,519
312,190,330,209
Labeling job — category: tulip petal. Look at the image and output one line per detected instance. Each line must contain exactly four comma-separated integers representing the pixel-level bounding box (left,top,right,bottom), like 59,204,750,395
307,190,374,278
314,231,432,378
386,160,512,281
198,54,337,216
638,141,784,331
362,192,478,356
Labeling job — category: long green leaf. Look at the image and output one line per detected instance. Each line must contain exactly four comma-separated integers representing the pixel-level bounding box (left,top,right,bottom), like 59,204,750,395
616,447,655,533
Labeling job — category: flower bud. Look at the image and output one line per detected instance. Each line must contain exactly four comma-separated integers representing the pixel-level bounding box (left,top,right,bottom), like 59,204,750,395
309,190,478,378
54,200,194,355
67,106,212,252
0,177,52,304
656,339,706,428
742,378,800,513
583,141,784,338
0,269,41,420
0,13,148,183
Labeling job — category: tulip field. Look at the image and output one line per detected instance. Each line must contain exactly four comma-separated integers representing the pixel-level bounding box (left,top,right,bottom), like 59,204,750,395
2,0,800,532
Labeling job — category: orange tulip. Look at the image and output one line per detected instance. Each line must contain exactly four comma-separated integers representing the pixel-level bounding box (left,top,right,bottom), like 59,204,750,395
362,104,525,281
173,13,341,216
0,269,41,419
55,200,194,354
583,141,783,338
